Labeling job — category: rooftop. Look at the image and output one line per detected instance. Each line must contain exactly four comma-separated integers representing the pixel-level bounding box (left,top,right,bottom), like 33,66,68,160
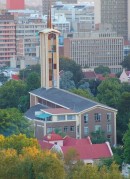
30,88,116,113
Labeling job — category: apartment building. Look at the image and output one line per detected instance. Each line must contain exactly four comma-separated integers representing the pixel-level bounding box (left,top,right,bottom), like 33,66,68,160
101,0,128,40
42,0,78,15
0,13,16,64
64,32,124,73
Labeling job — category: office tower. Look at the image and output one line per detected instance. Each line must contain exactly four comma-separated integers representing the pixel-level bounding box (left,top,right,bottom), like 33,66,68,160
101,0,128,40
64,32,124,73
42,0,78,15
6,0,25,10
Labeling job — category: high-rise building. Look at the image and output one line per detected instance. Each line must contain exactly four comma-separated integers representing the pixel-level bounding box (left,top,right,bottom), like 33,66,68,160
42,0,78,15
101,0,128,40
64,32,124,73
6,0,25,10
0,13,16,64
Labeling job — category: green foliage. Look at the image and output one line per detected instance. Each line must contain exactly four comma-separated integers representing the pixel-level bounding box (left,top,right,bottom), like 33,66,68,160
0,134,39,154
70,88,96,101
0,80,27,109
94,65,111,74
97,78,122,108
91,129,107,144
121,54,130,70
0,73,9,84
26,72,40,91
123,123,130,163
59,57,83,86
117,92,130,144
19,64,40,80
60,71,76,90
0,108,33,137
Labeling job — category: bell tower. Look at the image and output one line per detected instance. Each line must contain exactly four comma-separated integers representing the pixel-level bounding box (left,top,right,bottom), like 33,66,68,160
39,0,60,89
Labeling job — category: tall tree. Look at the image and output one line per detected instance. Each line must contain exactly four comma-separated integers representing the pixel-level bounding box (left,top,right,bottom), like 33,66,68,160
97,78,122,108
26,72,40,91
0,80,27,109
60,71,76,90
59,57,83,86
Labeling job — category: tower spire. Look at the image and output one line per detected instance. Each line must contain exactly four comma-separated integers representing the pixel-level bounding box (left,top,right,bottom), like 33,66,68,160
47,0,52,29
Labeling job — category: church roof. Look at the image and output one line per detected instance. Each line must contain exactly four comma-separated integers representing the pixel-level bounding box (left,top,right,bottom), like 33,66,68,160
30,88,117,113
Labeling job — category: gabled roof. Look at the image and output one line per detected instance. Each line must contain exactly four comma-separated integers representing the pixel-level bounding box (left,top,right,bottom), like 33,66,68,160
61,143,112,160
43,132,63,141
30,88,117,113
63,136,91,146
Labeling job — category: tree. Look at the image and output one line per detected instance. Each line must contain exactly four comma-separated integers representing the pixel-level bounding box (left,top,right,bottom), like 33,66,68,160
0,134,39,154
60,71,76,90
26,72,40,91
19,64,40,80
94,65,111,74
70,88,96,101
121,54,130,70
0,80,27,109
97,78,122,108
91,129,107,144
123,123,130,163
117,92,130,144
0,108,33,137
59,57,83,86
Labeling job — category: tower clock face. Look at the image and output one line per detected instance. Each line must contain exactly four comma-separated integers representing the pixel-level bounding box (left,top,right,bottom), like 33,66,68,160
48,33,56,40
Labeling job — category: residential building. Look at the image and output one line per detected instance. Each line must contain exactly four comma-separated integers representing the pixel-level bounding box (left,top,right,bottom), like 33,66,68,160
42,0,78,15
6,0,25,10
0,13,16,65
39,132,113,164
64,32,124,73
101,0,128,40
119,69,130,83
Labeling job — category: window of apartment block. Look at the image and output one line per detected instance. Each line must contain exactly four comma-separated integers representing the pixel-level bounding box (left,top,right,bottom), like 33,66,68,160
67,115,76,120
84,126,89,136
94,113,101,122
84,114,88,123
58,115,65,121
64,126,68,133
94,125,101,132
107,113,111,122
70,126,75,132
107,124,112,133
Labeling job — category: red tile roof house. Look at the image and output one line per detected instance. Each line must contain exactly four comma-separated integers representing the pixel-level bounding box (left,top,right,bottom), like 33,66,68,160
39,132,113,165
